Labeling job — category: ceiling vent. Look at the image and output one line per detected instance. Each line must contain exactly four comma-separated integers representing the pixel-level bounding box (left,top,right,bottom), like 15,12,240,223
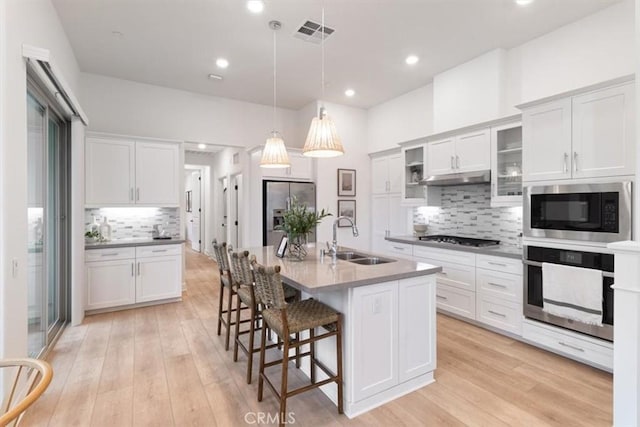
293,20,335,44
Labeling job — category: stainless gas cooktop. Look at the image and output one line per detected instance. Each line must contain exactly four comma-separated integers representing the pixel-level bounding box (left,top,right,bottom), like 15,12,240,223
418,235,500,247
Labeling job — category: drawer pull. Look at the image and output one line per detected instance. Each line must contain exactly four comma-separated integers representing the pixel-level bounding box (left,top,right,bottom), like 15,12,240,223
152,249,168,253
392,246,404,251
488,310,506,318
488,282,507,289
488,261,507,267
101,253,120,257
436,295,448,300
131,263,134,277
137,262,141,276
558,341,585,352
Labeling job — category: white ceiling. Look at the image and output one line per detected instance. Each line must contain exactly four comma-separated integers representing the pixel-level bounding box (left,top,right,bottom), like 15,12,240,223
52,0,620,110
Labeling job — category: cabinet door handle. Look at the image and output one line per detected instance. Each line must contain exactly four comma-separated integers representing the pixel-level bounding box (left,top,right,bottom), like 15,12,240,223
456,155,460,169
101,253,119,257
573,151,578,172
488,261,507,267
488,282,507,289
130,188,134,201
563,153,568,173
152,249,168,253
136,188,140,201
450,156,455,169
137,262,141,276
558,341,585,352
131,263,135,277
488,310,506,318
436,295,447,300
392,246,404,251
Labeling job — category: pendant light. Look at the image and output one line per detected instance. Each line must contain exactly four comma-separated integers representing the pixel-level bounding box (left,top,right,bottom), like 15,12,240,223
260,20,290,168
302,7,344,158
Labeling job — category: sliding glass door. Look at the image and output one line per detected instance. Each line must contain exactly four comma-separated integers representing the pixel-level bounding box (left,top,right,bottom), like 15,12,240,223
27,81,69,357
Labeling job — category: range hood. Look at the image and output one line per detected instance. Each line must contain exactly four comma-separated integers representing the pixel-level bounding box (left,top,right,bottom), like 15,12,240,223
420,170,491,186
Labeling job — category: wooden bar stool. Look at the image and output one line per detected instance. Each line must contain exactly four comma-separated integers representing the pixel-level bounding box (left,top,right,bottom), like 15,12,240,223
229,248,299,384
212,239,246,351
251,259,344,426
0,358,53,427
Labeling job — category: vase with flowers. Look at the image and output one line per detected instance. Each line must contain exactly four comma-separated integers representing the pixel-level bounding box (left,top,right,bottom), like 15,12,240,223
277,197,331,260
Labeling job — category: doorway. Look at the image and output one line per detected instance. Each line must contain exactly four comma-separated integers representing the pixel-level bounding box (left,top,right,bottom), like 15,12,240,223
27,79,70,357
184,168,204,252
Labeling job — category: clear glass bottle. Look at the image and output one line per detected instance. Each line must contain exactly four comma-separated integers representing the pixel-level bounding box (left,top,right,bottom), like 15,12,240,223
99,217,112,241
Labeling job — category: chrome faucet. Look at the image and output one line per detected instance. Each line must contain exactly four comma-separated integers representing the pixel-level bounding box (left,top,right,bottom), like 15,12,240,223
328,216,359,258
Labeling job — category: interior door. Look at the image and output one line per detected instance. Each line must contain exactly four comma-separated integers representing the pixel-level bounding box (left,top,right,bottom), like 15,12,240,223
191,171,201,252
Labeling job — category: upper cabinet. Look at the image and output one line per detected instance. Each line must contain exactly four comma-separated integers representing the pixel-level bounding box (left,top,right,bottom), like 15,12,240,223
491,121,523,207
85,137,180,207
371,152,402,194
427,129,490,176
399,143,441,206
259,150,314,181
522,80,635,182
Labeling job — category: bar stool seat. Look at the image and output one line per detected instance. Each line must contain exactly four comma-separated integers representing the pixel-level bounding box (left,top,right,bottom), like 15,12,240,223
262,299,338,336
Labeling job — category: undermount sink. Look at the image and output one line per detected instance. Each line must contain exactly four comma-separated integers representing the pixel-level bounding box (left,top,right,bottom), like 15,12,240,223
349,257,395,266
335,251,369,260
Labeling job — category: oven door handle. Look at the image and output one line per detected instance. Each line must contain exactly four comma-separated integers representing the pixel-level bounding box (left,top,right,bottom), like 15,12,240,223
524,260,614,278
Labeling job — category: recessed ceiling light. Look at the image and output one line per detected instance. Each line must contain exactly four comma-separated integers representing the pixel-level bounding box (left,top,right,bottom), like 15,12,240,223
345,89,355,97
246,0,264,14
208,73,223,80
405,55,419,65
515,0,534,5
216,58,229,69
111,31,124,39
198,143,207,150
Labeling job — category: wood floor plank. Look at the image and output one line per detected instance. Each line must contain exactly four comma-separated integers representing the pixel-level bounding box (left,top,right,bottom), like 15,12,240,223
26,248,613,426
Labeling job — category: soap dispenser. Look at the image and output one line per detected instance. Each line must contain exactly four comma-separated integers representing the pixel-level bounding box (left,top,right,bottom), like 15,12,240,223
99,217,112,241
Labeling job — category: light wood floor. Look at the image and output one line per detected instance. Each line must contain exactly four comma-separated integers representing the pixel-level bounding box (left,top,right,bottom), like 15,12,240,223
23,249,613,426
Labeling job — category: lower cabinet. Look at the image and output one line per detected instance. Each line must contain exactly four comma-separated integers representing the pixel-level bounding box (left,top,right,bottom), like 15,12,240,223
351,276,436,402
86,244,183,311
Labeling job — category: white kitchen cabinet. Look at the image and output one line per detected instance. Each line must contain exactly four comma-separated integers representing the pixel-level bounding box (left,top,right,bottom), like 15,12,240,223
371,194,407,254
398,276,436,383
491,121,523,207
371,152,402,194
352,281,398,401
261,150,314,181
521,80,635,182
85,137,135,206
435,283,476,320
85,137,180,207
571,82,635,179
427,130,490,176
476,295,522,336
135,142,180,206
85,244,183,312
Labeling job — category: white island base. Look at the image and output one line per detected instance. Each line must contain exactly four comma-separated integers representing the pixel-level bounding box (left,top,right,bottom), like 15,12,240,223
288,274,437,418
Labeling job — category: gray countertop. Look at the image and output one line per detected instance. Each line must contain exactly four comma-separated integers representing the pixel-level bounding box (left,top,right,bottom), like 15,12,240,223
85,238,186,250
387,236,523,259
242,244,441,294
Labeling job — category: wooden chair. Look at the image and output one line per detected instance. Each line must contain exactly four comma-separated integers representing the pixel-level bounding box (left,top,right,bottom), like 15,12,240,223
0,358,53,427
229,249,298,384
251,259,343,426
212,239,246,351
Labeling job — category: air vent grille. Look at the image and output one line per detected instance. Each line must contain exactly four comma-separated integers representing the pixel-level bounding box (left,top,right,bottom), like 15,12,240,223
294,20,335,44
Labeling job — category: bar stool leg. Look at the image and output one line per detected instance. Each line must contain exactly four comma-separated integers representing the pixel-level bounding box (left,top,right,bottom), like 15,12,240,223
309,328,316,384
225,286,234,351
233,293,243,362
258,323,267,402
217,281,224,336
279,337,290,427
246,304,256,384
295,332,301,369
336,315,344,414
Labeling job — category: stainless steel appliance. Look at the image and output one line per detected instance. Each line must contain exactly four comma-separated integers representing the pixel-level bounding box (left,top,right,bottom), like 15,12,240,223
524,245,614,341
263,181,316,246
420,170,490,186
524,181,632,243
418,235,500,247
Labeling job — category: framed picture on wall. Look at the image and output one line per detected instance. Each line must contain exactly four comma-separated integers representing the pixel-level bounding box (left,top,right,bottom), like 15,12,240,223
186,190,192,212
337,169,356,197
337,200,356,227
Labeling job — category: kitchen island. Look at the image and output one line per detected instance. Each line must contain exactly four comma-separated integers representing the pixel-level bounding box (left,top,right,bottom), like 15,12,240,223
245,244,441,418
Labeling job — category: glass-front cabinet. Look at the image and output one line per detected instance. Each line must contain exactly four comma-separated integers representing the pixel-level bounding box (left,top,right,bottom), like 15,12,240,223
403,145,424,203
491,121,523,207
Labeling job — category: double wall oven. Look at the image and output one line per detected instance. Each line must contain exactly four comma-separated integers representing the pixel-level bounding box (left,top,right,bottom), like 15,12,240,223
523,181,632,342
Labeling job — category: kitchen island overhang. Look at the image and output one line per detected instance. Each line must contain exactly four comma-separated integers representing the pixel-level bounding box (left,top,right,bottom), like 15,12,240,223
245,244,441,418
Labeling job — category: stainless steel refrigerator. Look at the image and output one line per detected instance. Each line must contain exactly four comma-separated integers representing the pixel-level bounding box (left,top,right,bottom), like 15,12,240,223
263,181,317,246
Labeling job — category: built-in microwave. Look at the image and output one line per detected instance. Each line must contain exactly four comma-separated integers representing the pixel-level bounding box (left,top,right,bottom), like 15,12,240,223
523,182,632,243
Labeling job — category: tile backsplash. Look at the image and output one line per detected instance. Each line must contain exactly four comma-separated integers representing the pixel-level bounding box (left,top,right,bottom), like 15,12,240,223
413,184,522,247
85,207,180,240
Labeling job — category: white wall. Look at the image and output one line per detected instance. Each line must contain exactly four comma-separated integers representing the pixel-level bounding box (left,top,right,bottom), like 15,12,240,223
433,49,507,133
367,85,434,153
505,0,635,112
315,102,371,251
1,0,81,358
79,73,299,147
